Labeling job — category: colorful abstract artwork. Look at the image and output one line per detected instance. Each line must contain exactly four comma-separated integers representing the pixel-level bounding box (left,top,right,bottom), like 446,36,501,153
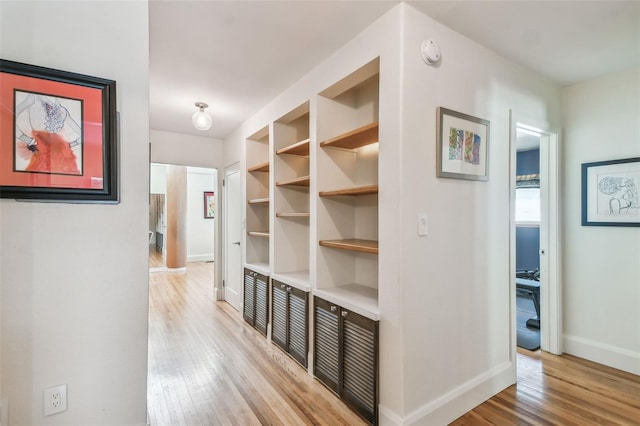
437,107,489,181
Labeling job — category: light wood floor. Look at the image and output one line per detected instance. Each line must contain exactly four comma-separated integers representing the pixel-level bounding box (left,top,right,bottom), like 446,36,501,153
147,261,366,425
148,262,640,425
149,245,166,269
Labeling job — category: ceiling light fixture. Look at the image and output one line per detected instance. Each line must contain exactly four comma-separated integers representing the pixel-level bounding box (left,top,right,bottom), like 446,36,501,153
192,102,213,131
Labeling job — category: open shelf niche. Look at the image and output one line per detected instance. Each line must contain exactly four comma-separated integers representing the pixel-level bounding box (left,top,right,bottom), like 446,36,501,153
246,125,271,267
272,102,311,290
315,57,379,319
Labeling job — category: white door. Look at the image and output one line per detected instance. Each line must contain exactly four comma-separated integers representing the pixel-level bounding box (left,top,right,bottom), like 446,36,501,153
224,165,243,310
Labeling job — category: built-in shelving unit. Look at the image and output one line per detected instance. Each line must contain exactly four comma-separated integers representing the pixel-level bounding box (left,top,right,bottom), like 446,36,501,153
246,125,271,267
272,102,312,292
241,59,381,425
316,58,380,321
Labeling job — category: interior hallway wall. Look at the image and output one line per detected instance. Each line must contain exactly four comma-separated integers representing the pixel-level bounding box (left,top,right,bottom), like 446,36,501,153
561,67,640,375
0,1,150,425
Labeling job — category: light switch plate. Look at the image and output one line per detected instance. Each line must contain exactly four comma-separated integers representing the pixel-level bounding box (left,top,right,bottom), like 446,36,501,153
418,213,428,236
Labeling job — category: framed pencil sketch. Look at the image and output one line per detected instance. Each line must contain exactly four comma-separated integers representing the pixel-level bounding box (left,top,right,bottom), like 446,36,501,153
436,107,490,181
0,59,118,203
204,191,215,219
582,157,640,226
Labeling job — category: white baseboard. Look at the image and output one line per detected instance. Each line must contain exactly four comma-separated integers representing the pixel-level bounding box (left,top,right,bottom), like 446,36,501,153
564,334,640,375
378,361,515,425
188,254,214,262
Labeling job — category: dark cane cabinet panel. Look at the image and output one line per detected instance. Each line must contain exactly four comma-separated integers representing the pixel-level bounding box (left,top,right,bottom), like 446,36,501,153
271,283,288,350
243,268,269,337
288,288,308,366
255,274,269,336
342,309,378,424
272,279,309,367
313,296,378,425
243,269,255,324
313,297,341,394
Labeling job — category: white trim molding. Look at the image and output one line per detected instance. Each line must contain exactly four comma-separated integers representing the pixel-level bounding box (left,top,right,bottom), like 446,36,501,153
564,334,640,375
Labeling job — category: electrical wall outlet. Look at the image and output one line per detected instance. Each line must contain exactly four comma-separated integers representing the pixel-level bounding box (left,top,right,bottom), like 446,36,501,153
44,384,67,416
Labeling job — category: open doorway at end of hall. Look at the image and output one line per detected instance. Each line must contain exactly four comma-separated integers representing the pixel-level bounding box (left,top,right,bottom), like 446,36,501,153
149,163,218,272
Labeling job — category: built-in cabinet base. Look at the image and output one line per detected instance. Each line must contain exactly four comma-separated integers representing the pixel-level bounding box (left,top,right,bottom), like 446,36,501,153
314,296,378,425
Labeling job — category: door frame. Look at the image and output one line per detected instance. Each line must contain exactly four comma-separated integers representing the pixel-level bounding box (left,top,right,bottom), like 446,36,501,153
222,162,242,306
510,111,562,355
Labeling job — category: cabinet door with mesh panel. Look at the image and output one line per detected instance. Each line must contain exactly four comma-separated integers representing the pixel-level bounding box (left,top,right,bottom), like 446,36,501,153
254,272,269,336
243,268,255,325
342,309,378,425
288,286,308,367
313,296,340,393
271,280,288,350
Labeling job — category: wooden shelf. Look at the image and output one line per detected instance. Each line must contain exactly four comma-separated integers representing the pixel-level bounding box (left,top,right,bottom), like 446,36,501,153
276,138,310,157
248,231,270,238
319,239,378,255
248,161,270,173
276,176,310,187
276,212,310,218
319,184,378,197
319,122,379,150
248,197,270,205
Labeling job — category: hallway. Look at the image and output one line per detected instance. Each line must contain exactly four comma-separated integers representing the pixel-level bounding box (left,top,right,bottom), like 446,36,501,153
146,262,366,425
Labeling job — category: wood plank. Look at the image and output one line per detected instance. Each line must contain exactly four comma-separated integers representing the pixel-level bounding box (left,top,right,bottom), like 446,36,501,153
276,176,310,187
319,239,378,254
276,212,310,218
319,184,378,197
319,122,378,150
276,138,310,156
248,197,269,204
148,261,367,426
247,231,269,238
248,161,269,173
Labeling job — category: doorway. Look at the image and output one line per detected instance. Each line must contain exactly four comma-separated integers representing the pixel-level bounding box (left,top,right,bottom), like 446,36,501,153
511,115,562,356
224,163,243,311
149,163,218,271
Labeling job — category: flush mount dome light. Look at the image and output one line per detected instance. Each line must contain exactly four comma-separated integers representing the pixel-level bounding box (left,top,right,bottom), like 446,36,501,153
192,102,213,131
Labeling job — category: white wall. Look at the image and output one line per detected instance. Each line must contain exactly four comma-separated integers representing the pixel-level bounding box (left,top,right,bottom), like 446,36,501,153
397,5,561,423
561,68,640,374
151,129,224,169
187,167,216,262
0,1,149,425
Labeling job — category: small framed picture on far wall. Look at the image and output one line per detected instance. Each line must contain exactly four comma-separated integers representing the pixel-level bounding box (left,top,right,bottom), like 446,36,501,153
204,191,215,219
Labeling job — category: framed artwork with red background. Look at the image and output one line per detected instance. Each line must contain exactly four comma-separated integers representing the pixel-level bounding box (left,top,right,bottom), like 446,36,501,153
0,59,117,202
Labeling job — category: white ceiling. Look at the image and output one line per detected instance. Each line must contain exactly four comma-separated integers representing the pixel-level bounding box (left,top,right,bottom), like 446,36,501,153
150,1,640,140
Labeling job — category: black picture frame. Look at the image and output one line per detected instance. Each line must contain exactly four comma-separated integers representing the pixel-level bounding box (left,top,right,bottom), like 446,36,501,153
0,59,118,203
582,157,640,227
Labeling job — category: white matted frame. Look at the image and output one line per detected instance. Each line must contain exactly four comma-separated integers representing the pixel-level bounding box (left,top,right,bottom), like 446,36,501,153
582,156,640,227
436,107,490,181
